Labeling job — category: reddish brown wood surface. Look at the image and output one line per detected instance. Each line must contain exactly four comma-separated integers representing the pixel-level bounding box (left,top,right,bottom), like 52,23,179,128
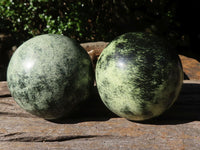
0,42,200,149
180,55,200,80
0,80,200,150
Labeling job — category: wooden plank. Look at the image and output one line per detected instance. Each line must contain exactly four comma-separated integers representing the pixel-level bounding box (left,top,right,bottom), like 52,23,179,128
179,55,200,80
81,42,200,80
0,81,10,96
1,44,200,149
1,41,200,149
0,81,200,149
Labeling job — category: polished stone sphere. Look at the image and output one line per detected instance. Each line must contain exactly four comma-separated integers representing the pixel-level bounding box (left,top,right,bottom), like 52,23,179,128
96,32,183,121
7,34,94,120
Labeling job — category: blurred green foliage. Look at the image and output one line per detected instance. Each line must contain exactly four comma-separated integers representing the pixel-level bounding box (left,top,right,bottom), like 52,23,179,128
0,0,185,44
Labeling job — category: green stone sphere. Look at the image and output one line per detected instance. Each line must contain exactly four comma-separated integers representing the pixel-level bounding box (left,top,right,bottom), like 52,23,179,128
7,34,94,120
96,32,183,121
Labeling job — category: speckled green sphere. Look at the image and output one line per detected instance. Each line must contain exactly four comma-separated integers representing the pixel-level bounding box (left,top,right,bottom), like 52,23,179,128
7,34,94,120
96,32,183,121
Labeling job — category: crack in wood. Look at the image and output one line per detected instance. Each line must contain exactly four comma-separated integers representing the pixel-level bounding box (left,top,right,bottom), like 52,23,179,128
0,112,34,118
0,135,106,142
0,132,24,137
0,94,11,98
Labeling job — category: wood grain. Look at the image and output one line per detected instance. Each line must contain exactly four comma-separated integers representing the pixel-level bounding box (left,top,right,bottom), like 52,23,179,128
81,41,200,81
0,80,200,150
1,42,200,149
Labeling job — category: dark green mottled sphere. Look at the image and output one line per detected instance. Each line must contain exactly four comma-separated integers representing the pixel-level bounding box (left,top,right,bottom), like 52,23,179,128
96,32,183,121
7,34,94,120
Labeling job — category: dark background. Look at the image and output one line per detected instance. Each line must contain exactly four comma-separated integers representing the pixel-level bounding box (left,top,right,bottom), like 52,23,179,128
0,0,200,80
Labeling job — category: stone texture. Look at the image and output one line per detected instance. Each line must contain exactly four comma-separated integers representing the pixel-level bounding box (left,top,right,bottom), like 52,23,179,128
6,34,94,120
95,33,183,121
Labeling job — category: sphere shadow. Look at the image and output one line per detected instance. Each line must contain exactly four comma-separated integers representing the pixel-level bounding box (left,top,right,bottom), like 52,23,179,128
49,86,118,124
50,81,200,125
134,81,200,125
